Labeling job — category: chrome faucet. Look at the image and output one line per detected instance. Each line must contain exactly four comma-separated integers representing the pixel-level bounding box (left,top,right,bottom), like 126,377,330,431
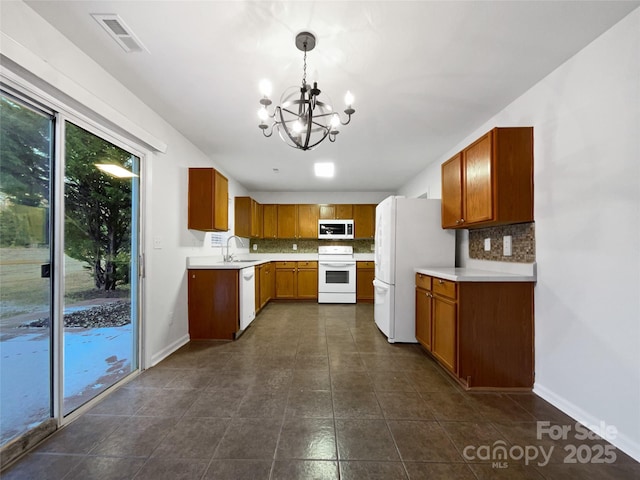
224,235,245,262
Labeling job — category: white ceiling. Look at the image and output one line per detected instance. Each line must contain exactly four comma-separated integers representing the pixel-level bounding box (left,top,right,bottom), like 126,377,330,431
25,0,639,193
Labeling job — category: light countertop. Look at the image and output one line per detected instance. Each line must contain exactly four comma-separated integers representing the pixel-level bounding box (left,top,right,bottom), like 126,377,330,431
187,253,374,269
415,266,536,282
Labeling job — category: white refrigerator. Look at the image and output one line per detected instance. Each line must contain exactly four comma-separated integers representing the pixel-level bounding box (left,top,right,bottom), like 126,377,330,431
373,196,455,343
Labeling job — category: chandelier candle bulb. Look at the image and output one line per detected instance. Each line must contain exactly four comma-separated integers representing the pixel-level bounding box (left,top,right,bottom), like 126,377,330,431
259,79,272,98
345,91,354,107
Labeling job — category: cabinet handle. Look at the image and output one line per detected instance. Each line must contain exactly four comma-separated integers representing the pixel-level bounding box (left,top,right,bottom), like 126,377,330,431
460,218,464,224
438,279,444,285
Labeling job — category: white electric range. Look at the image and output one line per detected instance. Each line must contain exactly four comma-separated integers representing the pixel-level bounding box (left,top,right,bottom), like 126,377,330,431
317,246,356,303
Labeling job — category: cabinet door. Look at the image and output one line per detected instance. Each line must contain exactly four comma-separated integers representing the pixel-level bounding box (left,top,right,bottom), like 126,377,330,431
441,153,463,228
277,205,297,238
356,264,374,302
213,170,229,231
263,204,277,239
297,262,318,299
464,133,493,225
259,263,272,308
234,196,251,238
252,201,263,238
188,269,238,340
297,204,319,239
188,168,228,231
254,264,261,312
275,262,296,298
415,287,432,350
432,296,457,373
319,204,335,219
336,204,353,219
353,204,375,238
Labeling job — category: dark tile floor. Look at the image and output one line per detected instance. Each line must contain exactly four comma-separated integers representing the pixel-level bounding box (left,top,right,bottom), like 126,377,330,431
3,303,639,479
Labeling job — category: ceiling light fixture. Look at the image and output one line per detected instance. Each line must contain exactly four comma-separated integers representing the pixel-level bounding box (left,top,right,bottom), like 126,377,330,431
314,162,335,178
258,31,355,151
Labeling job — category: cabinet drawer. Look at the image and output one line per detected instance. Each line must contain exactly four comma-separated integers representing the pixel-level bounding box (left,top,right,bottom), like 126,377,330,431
298,261,318,268
275,261,296,269
415,273,432,291
357,261,375,269
433,277,456,299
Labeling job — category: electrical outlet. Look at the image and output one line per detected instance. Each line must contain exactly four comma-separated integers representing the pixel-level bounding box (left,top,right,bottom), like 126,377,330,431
292,244,298,251
503,235,512,256
370,244,375,251
484,238,491,251
153,236,163,249
253,244,258,251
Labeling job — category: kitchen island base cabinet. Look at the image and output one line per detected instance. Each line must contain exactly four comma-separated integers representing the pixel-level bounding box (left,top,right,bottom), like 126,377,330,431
415,273,534,390
188,269,239,340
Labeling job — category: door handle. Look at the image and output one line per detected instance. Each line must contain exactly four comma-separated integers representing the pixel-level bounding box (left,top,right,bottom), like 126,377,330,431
41,264,51,278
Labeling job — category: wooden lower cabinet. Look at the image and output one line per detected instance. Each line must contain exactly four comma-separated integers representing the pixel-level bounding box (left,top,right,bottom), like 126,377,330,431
275,261,318,300
259,262,273,309
356,261,375,302
415,273,534,390
188,269,238,340
415,273,433,350
297,261,318,299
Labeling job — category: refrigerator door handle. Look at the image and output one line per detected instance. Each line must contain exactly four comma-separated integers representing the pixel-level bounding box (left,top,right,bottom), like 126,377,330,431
373,279,389,292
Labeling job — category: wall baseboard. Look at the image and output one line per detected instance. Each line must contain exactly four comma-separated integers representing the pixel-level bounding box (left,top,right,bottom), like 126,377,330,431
150,334,190,367
534,383,640,463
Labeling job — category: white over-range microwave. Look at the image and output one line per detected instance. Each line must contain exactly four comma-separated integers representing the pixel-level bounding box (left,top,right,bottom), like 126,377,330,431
318,219,354,239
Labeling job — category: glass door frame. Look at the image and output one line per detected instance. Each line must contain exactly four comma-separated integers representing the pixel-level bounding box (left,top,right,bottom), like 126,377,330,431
55,112,145,426
0,73,147,432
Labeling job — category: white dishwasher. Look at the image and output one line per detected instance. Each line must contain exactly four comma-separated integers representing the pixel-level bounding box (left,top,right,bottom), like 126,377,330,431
239,266,256,331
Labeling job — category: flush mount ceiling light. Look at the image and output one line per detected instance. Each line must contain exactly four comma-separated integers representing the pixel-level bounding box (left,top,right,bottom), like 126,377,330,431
314,162,335,178
258,32,355,151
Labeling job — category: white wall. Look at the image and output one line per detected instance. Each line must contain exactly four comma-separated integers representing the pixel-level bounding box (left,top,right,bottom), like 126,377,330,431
0,1,249,368
399,8,640,460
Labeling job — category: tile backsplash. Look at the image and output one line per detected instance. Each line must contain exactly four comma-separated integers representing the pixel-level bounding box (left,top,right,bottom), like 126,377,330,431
249,239,375,254
468,223,535,263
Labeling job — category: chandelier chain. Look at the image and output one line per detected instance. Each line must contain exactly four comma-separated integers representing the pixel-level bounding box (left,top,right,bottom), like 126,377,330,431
302,44,307,87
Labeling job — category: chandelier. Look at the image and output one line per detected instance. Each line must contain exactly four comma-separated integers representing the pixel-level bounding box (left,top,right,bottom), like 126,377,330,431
257,31,355,151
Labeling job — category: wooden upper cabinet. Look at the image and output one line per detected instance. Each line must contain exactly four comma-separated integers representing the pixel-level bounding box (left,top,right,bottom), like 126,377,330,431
319,204,354,220
336,204,353,219
441,153,463,228
262,204,277,239
188,168,228,231
353,204,376,238
464,133,493,224
297,204,319,239
234,197,250,237
441,127,533,229
319,205,335,219
253,201,263,238
277,205,297,238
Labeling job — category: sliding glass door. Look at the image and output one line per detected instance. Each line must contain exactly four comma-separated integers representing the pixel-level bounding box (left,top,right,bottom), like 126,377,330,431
0,92,54,445
0,88,141,450
62,121,139,415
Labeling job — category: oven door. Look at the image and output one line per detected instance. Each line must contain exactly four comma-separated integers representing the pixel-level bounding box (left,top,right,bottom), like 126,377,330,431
318,261,356,293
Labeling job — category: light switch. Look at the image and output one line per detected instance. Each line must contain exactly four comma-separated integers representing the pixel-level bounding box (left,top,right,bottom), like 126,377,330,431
503,235,512,256
484,238,491,251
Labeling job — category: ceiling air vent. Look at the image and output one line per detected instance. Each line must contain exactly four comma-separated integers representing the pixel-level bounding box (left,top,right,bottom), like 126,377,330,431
91,14,148,53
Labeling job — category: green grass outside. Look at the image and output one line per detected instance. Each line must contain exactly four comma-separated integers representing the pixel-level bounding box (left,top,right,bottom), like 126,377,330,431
0,247,129,319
